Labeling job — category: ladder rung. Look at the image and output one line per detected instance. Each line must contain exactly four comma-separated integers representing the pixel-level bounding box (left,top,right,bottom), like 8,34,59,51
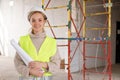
85,70,109,74
86,27,108,30
87,12,109,16
84,41,108,44
45,6,67,10
85,56,106,60
45,25,67,27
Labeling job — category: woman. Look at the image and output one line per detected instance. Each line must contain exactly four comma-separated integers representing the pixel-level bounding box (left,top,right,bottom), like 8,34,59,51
14,6,61,80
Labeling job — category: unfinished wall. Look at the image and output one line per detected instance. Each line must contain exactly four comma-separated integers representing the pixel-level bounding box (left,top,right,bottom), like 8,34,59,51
0,0,120,73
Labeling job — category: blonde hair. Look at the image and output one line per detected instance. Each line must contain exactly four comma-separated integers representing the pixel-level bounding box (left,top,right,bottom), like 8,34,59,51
28,11,47,21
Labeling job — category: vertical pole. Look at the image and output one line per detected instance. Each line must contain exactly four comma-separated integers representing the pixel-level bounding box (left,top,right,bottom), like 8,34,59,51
108,40,112,80
108,0,112,79
83,0,86,37
42,0,45,9
108,0,111,37
83,0,86,80
83,41,86,80
67,0,72,80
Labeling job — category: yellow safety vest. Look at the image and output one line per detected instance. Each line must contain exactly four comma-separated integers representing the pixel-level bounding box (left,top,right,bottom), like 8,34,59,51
19,34,57,76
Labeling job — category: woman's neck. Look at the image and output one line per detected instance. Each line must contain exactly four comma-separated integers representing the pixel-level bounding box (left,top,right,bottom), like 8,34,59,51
32,30,44,35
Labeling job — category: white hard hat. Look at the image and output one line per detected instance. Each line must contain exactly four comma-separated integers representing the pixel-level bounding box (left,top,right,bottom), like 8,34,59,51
28,6,47,21
29,6,46,16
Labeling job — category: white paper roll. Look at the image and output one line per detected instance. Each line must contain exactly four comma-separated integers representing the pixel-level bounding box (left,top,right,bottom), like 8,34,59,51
10,39,33,66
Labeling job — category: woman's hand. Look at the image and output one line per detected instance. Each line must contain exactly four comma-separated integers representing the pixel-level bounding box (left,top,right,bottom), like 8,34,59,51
28,61,48,69
28,61,48,76
29,67,44,77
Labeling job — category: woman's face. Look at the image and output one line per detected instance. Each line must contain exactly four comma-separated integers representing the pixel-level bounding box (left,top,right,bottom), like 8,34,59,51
30,12,46,34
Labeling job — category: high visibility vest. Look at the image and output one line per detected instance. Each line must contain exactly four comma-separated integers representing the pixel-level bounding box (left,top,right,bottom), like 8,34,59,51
19,34,57,76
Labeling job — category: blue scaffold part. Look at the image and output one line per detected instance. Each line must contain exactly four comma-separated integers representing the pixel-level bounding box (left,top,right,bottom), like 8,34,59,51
55,37,110,41
55,38,83,41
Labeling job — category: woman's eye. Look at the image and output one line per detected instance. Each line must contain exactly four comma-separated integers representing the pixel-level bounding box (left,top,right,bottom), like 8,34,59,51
32,19,35,22
39,19,42,22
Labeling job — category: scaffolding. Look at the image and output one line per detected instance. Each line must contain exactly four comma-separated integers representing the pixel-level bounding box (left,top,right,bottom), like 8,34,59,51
82,0,112,80
42,0,112,80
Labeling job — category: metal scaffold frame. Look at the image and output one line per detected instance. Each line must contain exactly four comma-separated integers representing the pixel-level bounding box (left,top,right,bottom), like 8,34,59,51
83,0,112,80
42,0,112,80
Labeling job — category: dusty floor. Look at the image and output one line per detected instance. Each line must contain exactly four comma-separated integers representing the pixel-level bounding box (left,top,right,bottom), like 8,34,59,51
0,56,120,80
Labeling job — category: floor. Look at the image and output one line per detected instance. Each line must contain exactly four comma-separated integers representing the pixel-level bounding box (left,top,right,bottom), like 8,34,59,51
0,56,120,80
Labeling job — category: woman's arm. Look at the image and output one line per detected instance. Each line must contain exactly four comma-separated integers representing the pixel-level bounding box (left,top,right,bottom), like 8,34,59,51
14,53,30,77
47,48,62,73
14,53,44,77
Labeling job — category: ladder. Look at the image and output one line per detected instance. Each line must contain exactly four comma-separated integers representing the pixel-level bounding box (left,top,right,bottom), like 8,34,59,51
82,0,112,80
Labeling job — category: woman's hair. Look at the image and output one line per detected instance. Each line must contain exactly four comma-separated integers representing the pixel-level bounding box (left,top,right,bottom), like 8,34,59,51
27,11,47,21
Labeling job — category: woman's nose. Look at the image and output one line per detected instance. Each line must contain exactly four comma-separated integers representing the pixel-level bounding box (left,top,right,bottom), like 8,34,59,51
34,21,39,25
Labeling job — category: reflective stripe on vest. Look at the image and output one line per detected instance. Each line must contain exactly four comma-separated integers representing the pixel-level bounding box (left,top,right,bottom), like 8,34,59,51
19,34,57,76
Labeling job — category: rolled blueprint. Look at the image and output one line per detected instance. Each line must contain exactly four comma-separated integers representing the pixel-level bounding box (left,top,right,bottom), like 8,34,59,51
10,39,33,66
